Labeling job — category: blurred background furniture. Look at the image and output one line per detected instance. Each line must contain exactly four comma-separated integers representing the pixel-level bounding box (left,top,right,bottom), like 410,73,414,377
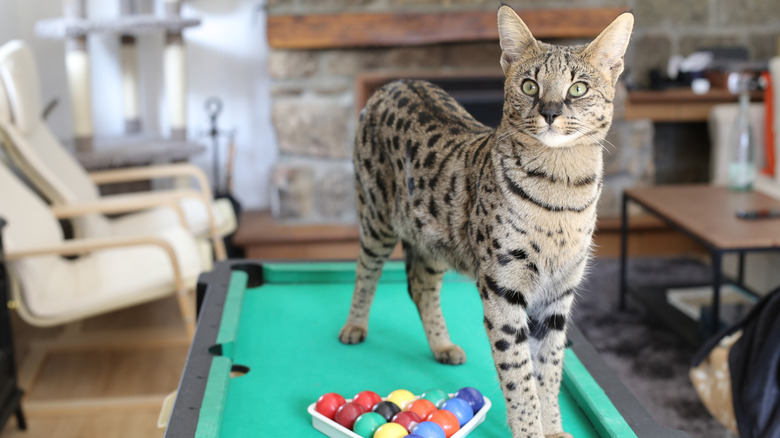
0,158,202,335
34,0,200,152
619,185,780,343
0,40,235,262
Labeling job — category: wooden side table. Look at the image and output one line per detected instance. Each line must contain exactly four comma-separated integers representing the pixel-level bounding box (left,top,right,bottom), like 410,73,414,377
619,185,780,341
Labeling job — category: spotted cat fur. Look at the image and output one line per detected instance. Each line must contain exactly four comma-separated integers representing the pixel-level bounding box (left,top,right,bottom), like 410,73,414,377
339,6,633,437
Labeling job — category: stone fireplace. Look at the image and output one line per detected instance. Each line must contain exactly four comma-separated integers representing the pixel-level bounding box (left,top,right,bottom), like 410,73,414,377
265,3,653,223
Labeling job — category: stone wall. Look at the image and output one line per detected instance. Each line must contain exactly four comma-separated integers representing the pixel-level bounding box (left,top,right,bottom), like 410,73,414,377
266,0,779,223
268,39,503,222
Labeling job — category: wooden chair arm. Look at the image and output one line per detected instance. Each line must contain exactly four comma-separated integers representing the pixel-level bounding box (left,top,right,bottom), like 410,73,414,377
88,163,215,200
49,190,207,230
3,236,185,291
87,167,221,238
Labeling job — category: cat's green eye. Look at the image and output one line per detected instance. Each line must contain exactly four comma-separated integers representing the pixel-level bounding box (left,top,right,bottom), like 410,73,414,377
521,80,539,96
569,82,588,97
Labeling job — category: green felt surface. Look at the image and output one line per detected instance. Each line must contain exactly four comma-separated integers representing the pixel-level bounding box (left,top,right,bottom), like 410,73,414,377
199,264,633,437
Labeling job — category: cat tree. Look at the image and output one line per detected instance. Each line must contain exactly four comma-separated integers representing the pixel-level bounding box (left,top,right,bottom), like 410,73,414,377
35,0,203,169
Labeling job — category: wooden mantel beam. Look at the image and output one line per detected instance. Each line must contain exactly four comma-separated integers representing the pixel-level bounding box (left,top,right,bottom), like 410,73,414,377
267,8,628,50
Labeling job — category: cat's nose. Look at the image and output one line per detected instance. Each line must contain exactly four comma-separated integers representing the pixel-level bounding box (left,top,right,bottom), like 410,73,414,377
539,101,563,125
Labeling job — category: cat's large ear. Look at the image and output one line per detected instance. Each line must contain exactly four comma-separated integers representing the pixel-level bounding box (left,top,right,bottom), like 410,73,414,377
497,5,539,75
583,12,634,85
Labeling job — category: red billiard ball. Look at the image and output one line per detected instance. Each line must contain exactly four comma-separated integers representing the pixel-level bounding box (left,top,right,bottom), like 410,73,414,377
392,410,422,432
426,409,460,438
334,401,367,430
315,392,346,420
408,399,437,420
352,390,383,411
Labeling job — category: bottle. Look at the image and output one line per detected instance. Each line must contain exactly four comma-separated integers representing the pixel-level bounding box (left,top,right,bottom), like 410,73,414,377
727,91,756,191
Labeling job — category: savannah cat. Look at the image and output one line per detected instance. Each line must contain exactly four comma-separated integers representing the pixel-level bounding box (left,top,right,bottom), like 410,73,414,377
339,6,633,437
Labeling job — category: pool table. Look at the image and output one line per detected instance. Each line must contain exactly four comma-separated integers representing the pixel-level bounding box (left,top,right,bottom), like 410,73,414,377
164,261,687,438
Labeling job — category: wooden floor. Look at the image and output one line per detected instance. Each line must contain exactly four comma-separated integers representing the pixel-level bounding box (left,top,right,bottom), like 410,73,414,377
0,296,191,438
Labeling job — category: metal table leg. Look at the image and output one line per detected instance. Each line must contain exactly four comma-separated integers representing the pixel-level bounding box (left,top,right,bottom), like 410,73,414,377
619,192,629,311
710,250,723,336
737,251,745,285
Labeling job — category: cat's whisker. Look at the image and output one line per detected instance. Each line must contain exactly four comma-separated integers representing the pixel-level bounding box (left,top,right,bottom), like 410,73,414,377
573,126,615,155
496,128,521,143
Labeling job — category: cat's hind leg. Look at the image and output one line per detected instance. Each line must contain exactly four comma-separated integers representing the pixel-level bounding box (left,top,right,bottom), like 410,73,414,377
339,193,398,344
403,241,466,365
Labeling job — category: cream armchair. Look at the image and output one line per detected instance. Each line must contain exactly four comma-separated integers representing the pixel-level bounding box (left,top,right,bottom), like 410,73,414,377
0,40,236,261
0,158,202,336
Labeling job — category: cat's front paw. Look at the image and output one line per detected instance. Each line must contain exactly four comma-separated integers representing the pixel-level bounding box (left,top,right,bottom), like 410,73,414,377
545,433,573,438
339,325,368,344
433,344,467,365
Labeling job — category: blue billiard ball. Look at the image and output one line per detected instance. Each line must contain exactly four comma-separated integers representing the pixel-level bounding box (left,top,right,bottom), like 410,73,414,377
441,397,473,426
411,421,446,438
454,387,484,413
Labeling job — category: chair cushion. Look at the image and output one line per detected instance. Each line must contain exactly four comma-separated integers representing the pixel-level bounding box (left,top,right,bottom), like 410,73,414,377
0,41,42,135
107,206,183,237
0,157,63,252
0,75,11,125
18,228,202,319
178,197,237,236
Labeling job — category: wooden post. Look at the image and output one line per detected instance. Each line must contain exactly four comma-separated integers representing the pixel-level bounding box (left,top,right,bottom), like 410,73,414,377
164,0,187,141
119,0,141,134
63,0,93,153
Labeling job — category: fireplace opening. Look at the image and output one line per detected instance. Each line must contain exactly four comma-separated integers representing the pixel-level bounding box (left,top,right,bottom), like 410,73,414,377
356,74,505,127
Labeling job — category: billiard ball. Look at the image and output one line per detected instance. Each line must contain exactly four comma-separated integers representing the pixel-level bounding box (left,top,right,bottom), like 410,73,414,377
454,387,484,413
407,399,437,420
353,390,383,411
372,400,402,422
420,388,448,408
315,392,346,420
386,389,416,410
334,401,367,429
426,409,460,438
411,421,446,438
441,397,473,426
407,435,424,438
353,412,387,438
392,411,422,432
373,422,409,438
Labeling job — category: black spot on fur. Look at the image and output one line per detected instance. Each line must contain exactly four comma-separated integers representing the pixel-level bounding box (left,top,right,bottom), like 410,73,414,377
423,151,437,169
546,314,567,331
428,197,439,218
484,275,527,307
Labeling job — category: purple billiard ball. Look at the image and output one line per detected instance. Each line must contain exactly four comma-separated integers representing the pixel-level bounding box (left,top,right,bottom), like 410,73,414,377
412,421,446,438
441,397,473,426
454,387,484,413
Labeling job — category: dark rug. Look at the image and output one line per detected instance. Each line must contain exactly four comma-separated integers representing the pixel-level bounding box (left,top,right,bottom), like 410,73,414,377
572,257,735,438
